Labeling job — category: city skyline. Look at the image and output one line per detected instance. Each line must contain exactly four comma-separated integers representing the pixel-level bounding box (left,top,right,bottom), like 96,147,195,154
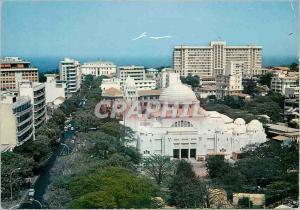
2,0,299,70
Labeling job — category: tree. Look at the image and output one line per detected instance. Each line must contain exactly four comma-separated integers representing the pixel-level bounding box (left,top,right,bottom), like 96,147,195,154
259,73,273,87
223,96,245,109
206,155,229,179
143,155,174,185
68,167,158,208
243,79,257,95
169,160,208,208
289,62,299,72
1,152,34,200
181,74,200,88
238,197,253,209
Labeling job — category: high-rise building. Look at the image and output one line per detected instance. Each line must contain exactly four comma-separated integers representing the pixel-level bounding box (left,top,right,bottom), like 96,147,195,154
19,81,46,129
173,41,262,78
0,93,34,151
59,58,81,95
81,61,116,77
0,57,39,92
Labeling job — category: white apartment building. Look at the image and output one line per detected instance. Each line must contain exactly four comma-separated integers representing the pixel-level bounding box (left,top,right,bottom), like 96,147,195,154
0,93,34,151
146,68,159,79
116,65,156,90
117,65,145,85
271,73,299,95
128,78,156,91
159,71,180,88
19,81,46,129
101,78,122,91
216,61,243,99
59,58,81,95
45,74,67,105
101,77,156,91
173,41,262,78
81,61,116,77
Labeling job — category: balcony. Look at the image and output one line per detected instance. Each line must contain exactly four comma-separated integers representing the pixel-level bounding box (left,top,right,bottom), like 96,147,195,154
15,105,33,117
34,108,46,120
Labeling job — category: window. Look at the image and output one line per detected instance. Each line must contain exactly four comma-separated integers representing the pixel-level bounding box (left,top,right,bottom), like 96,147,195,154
171,120,193,127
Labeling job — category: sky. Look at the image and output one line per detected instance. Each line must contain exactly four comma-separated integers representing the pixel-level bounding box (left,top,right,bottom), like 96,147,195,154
1,0,299,70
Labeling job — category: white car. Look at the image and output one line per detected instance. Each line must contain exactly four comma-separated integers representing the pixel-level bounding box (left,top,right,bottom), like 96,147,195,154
70,127,74,131
28,188,35,197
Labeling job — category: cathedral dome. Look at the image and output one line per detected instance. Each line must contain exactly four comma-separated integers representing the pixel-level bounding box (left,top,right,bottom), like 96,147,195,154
159,81,197,103
246,119,263,132
234,118,246,125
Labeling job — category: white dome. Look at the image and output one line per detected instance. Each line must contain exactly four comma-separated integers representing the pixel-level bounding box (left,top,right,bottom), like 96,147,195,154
246,119,263,132
234,118,246,125
233,125,246,134
159,82,197,103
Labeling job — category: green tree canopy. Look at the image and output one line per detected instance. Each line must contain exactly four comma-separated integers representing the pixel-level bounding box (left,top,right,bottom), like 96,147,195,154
143,154,174,185
68,167,158,209
169,160,208,208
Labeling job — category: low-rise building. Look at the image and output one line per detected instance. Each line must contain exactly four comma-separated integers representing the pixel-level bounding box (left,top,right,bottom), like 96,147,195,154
101,78,122,91
45,74,67,104
117,65,145,85
201,77,216,86
216,61,243,99
146,68,159,79
81,61,116,76
0,57,39,92
101,77,156,91
195,85,217,99
265,123,299,142
44,74,67,117
271,73,299,95
0,93,34,151
284,98,299,127
19,81,46,129
134,79,156,90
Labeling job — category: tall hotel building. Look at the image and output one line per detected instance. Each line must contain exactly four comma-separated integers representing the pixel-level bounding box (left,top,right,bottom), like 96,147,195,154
0,57,39,92
0,93,34,151
59,58,81,96
173,41,262,78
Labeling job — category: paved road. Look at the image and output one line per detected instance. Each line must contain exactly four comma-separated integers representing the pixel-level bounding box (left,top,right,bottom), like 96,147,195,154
18,128,75,209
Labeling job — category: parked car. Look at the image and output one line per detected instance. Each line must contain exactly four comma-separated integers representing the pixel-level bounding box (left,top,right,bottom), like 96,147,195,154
28,188,35,197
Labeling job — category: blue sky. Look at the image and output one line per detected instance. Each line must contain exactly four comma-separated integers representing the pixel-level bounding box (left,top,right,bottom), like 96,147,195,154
1,0,299,69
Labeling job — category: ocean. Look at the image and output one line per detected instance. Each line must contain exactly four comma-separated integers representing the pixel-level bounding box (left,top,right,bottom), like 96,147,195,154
26,56,298,72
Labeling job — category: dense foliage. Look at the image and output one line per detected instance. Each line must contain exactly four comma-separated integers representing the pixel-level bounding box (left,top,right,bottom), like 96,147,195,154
169,160,208,208
181,74,200,88
203,92,284,122
68,167,158,209
206,140,299,205
1,107,66,201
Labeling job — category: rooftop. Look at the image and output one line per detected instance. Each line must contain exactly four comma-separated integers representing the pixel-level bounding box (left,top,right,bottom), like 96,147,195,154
138,89,163,97
102,87,123,98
